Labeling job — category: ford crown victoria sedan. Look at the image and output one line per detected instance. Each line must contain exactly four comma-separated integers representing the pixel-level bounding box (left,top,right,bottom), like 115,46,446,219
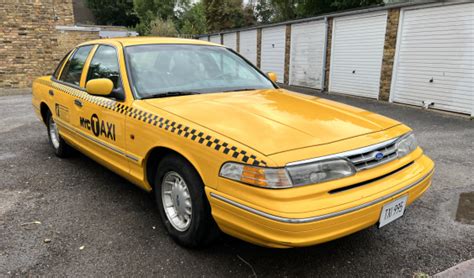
32,37,434,248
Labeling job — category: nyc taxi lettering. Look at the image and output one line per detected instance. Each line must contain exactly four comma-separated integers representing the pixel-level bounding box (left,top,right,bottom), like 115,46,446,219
80,114,115,141
55,103,70,122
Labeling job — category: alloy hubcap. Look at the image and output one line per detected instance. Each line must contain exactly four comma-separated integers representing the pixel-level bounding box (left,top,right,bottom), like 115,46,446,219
161,171,192,232
49,116,60,149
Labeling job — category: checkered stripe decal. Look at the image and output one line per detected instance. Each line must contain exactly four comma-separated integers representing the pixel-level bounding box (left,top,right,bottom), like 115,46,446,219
39,79,267,166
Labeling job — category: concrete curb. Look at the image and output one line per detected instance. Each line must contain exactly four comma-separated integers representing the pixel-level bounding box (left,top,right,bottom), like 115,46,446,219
0,89,31,97
434,259,474,278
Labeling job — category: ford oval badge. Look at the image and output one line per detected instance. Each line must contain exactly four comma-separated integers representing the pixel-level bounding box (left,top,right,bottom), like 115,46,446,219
374,152,384,161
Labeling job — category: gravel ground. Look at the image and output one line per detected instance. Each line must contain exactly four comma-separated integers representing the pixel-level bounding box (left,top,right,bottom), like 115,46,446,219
1,92,473,277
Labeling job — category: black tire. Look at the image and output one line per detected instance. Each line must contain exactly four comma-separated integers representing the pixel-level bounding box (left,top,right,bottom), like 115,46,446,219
154,154,220,248
46,110,73,158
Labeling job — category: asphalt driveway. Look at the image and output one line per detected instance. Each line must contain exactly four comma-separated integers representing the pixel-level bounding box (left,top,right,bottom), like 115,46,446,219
1,91,473,277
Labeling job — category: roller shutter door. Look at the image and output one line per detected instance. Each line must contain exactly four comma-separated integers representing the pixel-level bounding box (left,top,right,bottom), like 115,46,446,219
198,36,208,41
210,35,221,44
391,3,474,115
261,25,286,82
290,20,326,89
329,11,387,98
223,33,237,51
239,30,257,65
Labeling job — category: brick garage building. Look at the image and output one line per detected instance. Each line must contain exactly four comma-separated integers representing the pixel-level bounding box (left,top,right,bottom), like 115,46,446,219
0,0,133,93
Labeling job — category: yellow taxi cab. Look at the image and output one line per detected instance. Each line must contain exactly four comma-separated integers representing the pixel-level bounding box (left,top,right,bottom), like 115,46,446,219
32,37,434,248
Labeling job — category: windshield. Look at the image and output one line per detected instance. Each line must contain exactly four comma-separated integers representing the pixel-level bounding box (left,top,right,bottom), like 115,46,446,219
124,44,275,98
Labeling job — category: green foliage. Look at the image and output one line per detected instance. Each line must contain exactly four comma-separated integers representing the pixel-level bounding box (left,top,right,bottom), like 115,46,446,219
295,0,336,18
86,0,139,27
133,0,178,34
178,2,208,35
268,0,384,22
202,0,247,32
331,0,384,10
270,0,297,22
149,18,179,36
88,0,385,35
255,0,274,23
242,3,257,27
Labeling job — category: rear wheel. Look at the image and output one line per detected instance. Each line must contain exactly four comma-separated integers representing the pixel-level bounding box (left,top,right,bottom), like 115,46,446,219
154,154,219,248
46,110,72,158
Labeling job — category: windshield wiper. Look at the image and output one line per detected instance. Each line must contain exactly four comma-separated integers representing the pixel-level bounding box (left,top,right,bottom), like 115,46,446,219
140,91,199,99
221,88,259,93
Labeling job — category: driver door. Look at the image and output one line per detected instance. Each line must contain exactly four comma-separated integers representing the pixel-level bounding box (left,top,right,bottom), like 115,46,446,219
73,44,128,175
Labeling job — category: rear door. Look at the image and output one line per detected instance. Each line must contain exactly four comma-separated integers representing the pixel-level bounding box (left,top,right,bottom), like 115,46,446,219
51,45,94,146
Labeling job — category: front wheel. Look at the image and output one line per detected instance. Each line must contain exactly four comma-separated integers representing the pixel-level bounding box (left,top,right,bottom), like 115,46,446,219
46,110,72,158
154,154,219,248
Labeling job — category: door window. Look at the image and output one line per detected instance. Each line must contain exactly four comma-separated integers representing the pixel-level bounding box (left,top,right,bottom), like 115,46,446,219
52,51,71,80
59,45,93,86
86,45,120,89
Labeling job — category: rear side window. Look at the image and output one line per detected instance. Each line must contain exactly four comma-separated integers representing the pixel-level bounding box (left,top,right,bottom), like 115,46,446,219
52,51,71,79
86,45,120,89
59,45,93,86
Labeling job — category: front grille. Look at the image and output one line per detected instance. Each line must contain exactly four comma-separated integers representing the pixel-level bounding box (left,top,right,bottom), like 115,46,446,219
286,136,403,172
329,161,414,194
346,139,398,171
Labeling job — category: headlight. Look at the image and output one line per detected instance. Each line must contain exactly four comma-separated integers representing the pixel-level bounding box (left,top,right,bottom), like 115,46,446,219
219,159,356,189
286,159,356,186
396,132,418,158
219,162,292,188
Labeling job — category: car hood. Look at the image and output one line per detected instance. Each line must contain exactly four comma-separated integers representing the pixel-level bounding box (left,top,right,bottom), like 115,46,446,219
144,89,400,155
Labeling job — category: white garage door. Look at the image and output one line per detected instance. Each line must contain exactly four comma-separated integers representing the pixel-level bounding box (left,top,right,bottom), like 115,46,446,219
223,33,237,51
261,25,286,82
239,29,257,65
329,11,387,98
391,3,474,115
290,20,326,89
210,35,221,44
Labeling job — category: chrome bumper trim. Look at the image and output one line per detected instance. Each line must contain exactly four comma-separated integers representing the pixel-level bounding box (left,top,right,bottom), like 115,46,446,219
210,168,434,224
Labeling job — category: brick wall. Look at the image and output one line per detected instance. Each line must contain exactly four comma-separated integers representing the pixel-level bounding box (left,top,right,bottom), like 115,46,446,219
0,0,102,91
54,28,100,62
379,8,401,101
283,24,291,84
236,31,240,52
256,28,262,68
324,18,333,91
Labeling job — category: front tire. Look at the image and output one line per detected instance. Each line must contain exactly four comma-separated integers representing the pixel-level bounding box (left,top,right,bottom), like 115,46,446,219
46,110,72,158
154,154,219,248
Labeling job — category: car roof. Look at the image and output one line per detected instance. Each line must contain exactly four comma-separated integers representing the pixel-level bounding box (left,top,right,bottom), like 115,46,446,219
78,37,222,47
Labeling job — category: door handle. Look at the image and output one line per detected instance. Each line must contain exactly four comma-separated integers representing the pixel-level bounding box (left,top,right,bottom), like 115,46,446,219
74,99,83,107
48,90,54,96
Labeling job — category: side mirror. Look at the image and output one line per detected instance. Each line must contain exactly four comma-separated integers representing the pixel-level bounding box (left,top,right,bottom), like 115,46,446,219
267,72,278,83
86,78,114,96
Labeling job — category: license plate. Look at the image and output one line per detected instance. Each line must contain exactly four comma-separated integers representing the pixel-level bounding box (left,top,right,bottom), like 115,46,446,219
379,195,408,228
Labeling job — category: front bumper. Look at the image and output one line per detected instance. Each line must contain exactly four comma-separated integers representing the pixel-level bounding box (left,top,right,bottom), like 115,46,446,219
206,154,434,248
